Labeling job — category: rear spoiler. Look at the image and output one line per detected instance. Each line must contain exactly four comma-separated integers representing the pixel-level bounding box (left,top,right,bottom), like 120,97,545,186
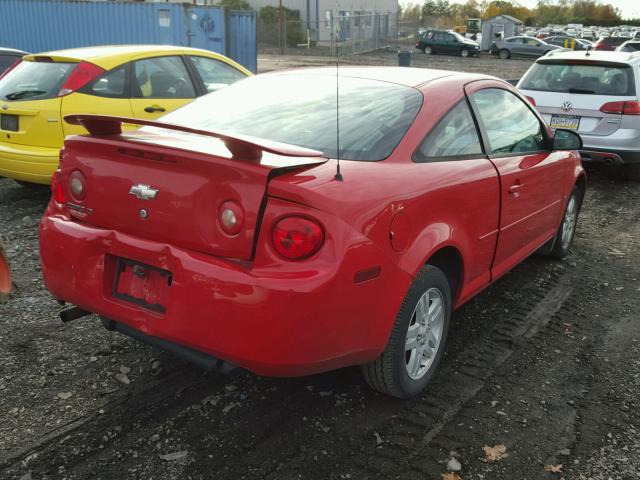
65,114,325,161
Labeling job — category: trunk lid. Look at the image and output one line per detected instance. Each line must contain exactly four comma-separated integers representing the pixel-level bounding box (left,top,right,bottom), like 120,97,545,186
0,58,77,148
59,116,326,260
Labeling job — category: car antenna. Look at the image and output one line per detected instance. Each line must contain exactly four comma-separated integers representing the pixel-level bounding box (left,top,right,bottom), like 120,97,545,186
333,7,343,181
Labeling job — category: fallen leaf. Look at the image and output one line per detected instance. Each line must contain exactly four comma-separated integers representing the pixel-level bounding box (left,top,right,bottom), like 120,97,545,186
115,373,130,385
159,450,188,461
441,473,461,480
481,444,508,462
57,392,72,400
544,464,563,473
374,432,383,446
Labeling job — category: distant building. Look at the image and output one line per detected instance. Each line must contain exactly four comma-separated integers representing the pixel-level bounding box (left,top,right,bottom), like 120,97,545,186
481,14,523,51
248,0,397,42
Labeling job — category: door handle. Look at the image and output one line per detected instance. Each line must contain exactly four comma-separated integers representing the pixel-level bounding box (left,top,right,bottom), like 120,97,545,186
508,183,524,196
144,106,166,113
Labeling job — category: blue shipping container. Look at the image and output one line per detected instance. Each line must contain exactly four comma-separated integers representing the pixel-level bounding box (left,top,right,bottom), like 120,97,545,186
0,0,257,72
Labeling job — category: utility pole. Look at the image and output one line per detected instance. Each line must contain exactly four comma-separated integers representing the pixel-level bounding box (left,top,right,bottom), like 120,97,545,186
279,0,285,55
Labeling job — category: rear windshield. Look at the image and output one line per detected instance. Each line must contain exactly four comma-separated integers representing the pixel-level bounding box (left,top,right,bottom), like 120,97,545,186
519,61,636,96
0,60,75,101
155,74,423,161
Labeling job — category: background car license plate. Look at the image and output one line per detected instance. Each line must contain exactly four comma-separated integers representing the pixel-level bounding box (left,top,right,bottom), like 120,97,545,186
112,257,172,313
550,114,580,130
0,114,18,132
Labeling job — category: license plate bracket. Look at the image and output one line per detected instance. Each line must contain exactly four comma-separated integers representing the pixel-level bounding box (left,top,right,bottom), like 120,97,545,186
112,258,172,314
550,114,580,130
1,114,18,132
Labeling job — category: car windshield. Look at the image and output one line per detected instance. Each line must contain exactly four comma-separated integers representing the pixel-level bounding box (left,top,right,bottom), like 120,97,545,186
450,32,466,42
0,60,75,101
154,73,423,161
519,61,636,96
623,42,640,51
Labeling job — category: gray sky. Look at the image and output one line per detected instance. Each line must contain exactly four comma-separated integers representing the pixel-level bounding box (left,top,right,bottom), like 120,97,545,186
400,0,640,20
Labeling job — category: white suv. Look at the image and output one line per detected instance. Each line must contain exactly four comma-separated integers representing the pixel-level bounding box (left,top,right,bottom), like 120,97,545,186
517,49,640,180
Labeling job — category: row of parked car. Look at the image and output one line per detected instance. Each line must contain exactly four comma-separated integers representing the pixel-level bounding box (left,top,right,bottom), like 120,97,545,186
0,41,635,399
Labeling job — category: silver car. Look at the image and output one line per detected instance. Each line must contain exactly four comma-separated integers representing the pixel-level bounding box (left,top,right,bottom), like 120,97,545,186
518,50,640,180
492,36,562,59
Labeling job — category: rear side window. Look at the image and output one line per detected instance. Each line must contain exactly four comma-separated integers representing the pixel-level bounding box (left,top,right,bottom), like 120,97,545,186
133,56,196,99
472,88,546,155
0,60,75,101
80,65,128,98
520,62,636,96
414,101,483,162
189,56,245,93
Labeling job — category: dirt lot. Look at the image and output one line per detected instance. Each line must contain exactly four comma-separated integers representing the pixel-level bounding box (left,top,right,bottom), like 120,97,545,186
1,52,639,480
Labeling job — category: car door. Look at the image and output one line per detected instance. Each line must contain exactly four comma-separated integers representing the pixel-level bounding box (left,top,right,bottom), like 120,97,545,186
186,55,247,94
432,32,447,53
444,33,458,55
508,37,526,56
129,55,197,119
61,63,135,137
466,82,565,280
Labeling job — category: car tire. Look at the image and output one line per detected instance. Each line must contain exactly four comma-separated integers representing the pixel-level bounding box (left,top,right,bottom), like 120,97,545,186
498,49,510,59
541,185,582,259
361,265,451,399
460,48,469,57
424,46,432,55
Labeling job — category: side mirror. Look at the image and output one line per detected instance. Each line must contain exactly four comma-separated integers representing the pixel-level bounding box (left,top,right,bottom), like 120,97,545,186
553,129,583,150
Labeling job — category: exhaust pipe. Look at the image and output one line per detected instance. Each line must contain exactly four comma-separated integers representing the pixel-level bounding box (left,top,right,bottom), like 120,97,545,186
60,306,92,323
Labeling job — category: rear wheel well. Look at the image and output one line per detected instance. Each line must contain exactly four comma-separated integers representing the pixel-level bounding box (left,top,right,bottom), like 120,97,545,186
426,247,463,302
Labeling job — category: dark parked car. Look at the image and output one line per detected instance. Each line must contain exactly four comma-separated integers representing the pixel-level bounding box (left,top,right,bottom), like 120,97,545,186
593,36,632,51
415,29,480,57
492,36,561,59
0,48,27,76
545,36,589,50
616,40,640,52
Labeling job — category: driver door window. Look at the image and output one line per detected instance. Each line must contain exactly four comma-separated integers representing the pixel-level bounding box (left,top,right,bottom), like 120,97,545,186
133,56,195,99
130,56,196,119
472,88,546,155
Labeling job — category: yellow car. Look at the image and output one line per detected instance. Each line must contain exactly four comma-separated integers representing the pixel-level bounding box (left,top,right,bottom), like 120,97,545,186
0,45,251,185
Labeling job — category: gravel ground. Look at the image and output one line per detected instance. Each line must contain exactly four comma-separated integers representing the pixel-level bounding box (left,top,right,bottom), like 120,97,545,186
1,52,639,480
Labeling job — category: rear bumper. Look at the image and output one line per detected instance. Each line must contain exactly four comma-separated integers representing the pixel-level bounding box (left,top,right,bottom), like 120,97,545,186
39,214,411,377
0,142,59,184
579,148,640,165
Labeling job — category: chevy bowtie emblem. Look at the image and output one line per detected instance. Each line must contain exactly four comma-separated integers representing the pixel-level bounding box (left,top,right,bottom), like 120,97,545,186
129,184,158,200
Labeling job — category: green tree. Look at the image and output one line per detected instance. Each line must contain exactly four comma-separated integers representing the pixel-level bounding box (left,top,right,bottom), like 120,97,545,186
218,0,252,10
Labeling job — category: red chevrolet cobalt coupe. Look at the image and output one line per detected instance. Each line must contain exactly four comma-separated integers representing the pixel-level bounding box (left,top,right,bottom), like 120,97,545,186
40,68,585,398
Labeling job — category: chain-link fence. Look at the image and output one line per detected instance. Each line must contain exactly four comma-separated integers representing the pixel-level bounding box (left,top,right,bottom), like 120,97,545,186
258,11,396,56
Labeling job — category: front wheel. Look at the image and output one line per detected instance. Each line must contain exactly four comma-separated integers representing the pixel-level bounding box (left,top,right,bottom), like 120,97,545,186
544,186,581,259
424,46,432,55
498,49,510,59
362,265,451,398
460,48,469,57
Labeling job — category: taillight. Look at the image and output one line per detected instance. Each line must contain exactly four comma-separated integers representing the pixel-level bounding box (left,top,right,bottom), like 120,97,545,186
272,216,324,260
0,59,21,81
58,61,105,97
218,201,244,236
525,95,536,106
68,170,87,201
600,100,640,115
51,170,65,204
